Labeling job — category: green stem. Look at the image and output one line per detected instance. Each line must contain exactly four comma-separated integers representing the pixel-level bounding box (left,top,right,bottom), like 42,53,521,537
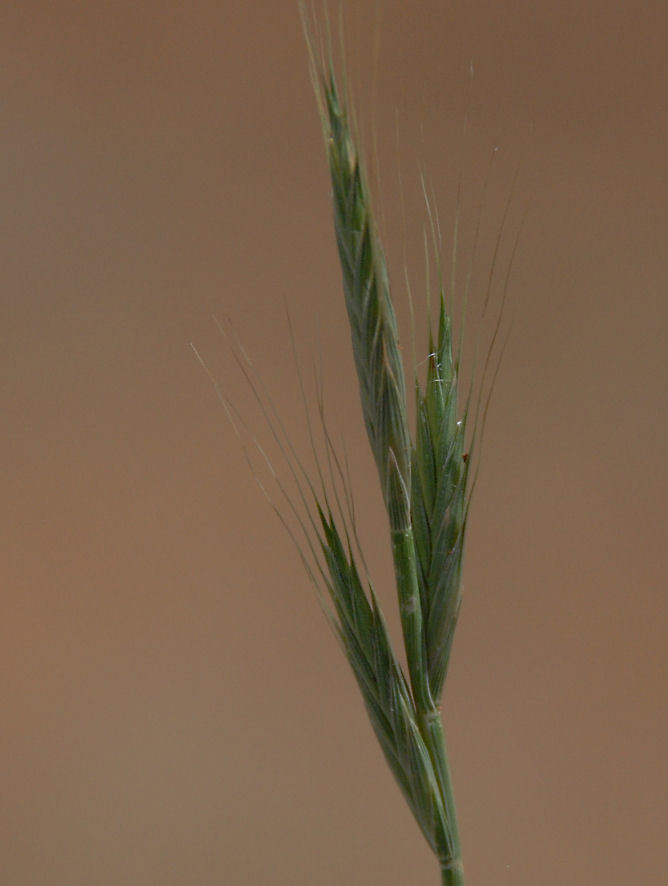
429,715,463,884
441,859,465,886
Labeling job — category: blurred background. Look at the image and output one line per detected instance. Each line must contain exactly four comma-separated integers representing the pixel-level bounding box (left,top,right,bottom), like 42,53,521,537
2,1,666,884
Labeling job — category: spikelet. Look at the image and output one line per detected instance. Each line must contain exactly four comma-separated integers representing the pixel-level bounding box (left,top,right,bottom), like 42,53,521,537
411,294,469,698
316,60,412,534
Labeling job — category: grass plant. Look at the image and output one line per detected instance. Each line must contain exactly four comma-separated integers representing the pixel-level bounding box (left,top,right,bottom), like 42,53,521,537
296,9,474,884
198,7,513,883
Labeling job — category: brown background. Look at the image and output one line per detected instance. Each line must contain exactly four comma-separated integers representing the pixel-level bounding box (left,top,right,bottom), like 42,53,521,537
2,2,666,884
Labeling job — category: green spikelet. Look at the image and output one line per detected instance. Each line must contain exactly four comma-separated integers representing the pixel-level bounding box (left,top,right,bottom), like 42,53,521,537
411,294,469,698
316,508,455,863
315,67,438,721
321,69,412,534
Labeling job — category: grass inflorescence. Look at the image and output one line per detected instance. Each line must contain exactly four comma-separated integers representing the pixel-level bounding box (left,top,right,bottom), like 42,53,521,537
197,7,513,883
297,7,474,884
